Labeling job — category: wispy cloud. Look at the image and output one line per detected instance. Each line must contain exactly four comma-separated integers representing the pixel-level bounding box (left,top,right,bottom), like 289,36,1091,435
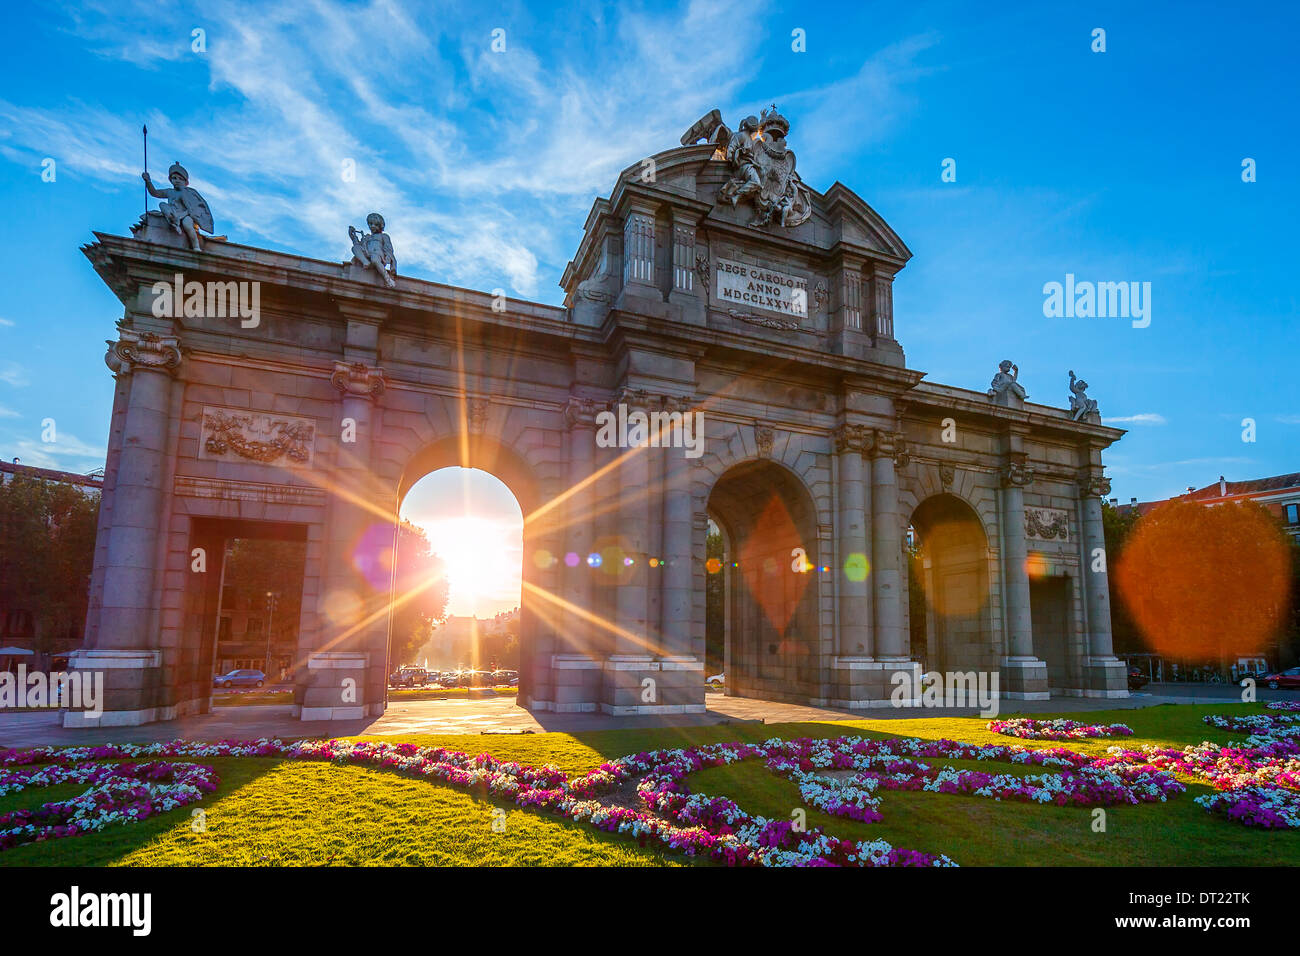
0,0,936,301
1104,413,1166,425
4,433,106,471
0,362,29,387
0,406,19,419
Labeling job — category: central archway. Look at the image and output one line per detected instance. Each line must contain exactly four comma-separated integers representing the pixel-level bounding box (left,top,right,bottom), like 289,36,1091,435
908,494,995,675
393,435,548,702
706,459,820,703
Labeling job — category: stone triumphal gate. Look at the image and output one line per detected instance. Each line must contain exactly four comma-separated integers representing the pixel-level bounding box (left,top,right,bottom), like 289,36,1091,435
71,107,1128,727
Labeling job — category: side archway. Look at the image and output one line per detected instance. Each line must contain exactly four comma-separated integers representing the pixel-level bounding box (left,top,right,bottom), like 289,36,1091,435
706,458,821,702
908,494,997,675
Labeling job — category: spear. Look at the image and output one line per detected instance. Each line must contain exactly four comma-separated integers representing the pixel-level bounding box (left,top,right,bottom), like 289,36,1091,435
142,124,148,215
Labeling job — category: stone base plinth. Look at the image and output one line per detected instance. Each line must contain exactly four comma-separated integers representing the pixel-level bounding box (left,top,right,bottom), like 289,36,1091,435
1000,657,1050,699
1082,657,1130,698
61,649,164,728
829,657,922,709
599,655,706,716
297,651,369,721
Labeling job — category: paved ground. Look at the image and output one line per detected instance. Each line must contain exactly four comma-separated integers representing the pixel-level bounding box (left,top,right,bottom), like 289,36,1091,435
2,683,1295,749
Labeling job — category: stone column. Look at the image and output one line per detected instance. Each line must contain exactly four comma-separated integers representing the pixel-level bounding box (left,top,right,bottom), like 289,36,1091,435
66,329,182,727
1000,455,1034,657
612,387,652,653
835,423,872,656
303,359,386,721
96,329,182,648
660,396,696,656
550,397,603,713
870,430,907,660
562,398,598,656
999,452,1048,698
1079,473,1127,696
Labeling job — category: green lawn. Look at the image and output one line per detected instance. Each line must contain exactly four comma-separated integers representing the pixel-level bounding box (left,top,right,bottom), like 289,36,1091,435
2,702,1295,867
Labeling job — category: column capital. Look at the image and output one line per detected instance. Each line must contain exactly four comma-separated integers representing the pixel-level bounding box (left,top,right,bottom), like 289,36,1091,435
611,386,654,414
330,361,387,401
1078,472,1111,498
105,328,183,376
1001,455,1035,488
834,422,872,454
871,428,908,467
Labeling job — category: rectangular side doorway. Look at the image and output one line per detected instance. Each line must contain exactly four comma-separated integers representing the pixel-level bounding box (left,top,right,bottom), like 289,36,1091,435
1029,576,1070,690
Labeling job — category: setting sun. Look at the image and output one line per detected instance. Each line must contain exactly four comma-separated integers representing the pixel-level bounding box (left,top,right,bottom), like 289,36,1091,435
401,468,523,618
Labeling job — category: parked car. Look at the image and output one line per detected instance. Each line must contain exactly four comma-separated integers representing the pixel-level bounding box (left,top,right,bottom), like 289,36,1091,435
1262,666,1300,690
1126,667,1149,691
492,669,519,687
389,667,427,688
461,669,494,687
214,668,266,688
705,673,724,690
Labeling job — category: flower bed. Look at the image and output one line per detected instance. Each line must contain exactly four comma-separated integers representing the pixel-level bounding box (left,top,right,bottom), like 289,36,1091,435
4,709,1289,859
0,761,218,851
987,718,1134,741
1100,712,1300,829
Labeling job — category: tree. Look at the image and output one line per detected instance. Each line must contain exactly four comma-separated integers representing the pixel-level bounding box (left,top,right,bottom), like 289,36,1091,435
0,475,99,661
388,520,450,667
704,526,725,673
1101,501,1144,655
1115,500,1291,668
221,538,307,664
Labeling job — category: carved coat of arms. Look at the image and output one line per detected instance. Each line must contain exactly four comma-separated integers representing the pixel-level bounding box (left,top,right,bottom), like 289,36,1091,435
681,105,814,229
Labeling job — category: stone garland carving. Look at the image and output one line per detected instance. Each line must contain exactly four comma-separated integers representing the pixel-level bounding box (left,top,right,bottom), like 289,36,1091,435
754,424,775,458
940,463,955,490
813,281,829,314
330,361,387,400
726,308,817,334
694,253,711,290
200,408,315,466
1025,507,1070,542
105,328,183,376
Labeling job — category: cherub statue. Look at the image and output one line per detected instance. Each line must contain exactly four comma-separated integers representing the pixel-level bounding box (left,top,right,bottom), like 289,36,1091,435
140,161,215,251
988,360,1027,402
716,115,762,207
348,213,397,288
1068,370,1099,421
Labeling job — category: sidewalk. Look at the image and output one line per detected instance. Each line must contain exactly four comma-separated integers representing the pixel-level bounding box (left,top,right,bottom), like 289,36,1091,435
1,685,1294,749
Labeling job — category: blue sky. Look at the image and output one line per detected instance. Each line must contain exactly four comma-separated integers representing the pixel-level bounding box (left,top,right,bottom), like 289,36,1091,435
0,0,1296,507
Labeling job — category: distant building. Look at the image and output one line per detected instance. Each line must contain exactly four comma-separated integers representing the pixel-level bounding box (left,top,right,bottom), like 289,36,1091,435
0,459,103,671
0,458,104,494
1116,471,1300,542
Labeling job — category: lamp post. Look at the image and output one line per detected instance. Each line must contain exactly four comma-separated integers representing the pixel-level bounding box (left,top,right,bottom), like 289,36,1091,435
264,591,279,679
